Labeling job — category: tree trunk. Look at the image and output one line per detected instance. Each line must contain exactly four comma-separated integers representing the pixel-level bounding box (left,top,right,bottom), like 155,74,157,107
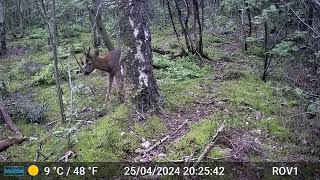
16,0,23,32
0,1,6,56
92,0,115,51
52,0,66,122
120,0,161,113
40,0,66,122
193,0,203,54
262,21,270,81
88,7,101,48
174,0,192,52
166,0,185,54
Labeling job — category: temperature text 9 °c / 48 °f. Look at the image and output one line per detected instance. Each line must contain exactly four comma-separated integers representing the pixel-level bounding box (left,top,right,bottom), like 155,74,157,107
43,166,98,176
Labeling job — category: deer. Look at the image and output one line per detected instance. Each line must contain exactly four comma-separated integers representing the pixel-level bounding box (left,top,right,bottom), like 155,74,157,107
79,47,124,102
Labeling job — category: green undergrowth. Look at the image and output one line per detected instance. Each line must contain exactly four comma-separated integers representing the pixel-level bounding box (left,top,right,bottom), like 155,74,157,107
223,73,293,140
133,116,167,139
166,116,221,160
74,105,138,161
154,55,212,112
165,71,298,161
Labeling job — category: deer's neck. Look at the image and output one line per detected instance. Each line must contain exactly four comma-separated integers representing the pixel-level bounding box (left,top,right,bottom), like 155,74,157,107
92,57,112,73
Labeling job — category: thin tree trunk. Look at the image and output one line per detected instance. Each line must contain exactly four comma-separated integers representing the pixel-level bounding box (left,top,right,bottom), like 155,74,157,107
183,0,195,53
174,0,192,52
92,0,115,51
246,2,252,37
88,7,100,48
166,0,185,53
262,21,270,81
39,0,66,122
240,3,248,51
52,0,65,122
17,0,23,32
193,0,203,54
0,1,6,56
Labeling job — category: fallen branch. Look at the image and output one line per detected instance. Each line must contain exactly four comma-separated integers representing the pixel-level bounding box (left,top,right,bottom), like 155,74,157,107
0,101,25,152
142,135,170,154
0,101,21,134
0,134,25,152
137,121,188,154
193,123,225,168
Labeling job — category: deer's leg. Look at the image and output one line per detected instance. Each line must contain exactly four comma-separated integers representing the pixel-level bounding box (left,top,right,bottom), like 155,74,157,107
106,74,114,101
116,70,125,103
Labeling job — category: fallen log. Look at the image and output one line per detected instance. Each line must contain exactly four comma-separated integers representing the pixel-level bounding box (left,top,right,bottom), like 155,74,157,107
0,134,25,152
0,100,25,152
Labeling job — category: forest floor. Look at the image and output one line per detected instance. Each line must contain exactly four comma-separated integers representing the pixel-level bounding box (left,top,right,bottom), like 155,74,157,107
0,24,319,165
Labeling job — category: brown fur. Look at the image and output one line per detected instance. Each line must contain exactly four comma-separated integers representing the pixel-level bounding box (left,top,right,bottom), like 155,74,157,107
82,48,124,102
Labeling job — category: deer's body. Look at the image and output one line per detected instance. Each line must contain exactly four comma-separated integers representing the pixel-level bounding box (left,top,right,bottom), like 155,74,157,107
82,48,124,102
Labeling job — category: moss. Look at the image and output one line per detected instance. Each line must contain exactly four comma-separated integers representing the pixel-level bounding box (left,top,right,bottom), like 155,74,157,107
209,147,224,158
3,119,67,161
257,117,290,142
74,105,138,162
203,34,224,44
247,45,265,57
159,79,203,112
133,116,167,139
224,73,283,116
167,117,220,159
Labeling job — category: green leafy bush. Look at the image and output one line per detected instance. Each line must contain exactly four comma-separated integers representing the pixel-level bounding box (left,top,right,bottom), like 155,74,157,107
59,24,82,38
33,64,67,85
29,28,48,39
153,56,211,81
272,41,297,57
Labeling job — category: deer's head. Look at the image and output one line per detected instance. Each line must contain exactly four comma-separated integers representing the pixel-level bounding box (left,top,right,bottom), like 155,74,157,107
82,47,99,75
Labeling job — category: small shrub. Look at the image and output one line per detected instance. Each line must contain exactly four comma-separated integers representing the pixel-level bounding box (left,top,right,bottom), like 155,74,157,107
33,64,67,85
29,28,48,39
15,59,43,77
60,24,82,38
153,56,212,81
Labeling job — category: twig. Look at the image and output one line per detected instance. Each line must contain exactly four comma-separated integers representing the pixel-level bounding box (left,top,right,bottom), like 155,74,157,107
193,123,225,168
140,135,170,154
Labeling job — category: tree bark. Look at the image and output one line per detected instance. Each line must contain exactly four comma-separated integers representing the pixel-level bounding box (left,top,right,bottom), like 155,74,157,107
174,0,192,52
91,0,115,51
262,21,270,81
120,0,161,113
166,0,185,54
88,7,101,48
39,0,66,122
0,1,6,56
193,0,203,54
52,0,66,122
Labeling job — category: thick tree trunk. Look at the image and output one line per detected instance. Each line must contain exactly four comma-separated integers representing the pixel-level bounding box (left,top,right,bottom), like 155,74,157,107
92,0,115,51
0,1,6,56
120,0,161,113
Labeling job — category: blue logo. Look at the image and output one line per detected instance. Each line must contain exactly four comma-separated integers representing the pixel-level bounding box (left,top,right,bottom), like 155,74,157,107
4,166,25,176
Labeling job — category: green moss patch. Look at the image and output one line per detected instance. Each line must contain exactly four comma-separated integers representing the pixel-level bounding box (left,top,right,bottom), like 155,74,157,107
133,116,167,139
167,117,220,160
74,105,139,161
224,73,283,116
